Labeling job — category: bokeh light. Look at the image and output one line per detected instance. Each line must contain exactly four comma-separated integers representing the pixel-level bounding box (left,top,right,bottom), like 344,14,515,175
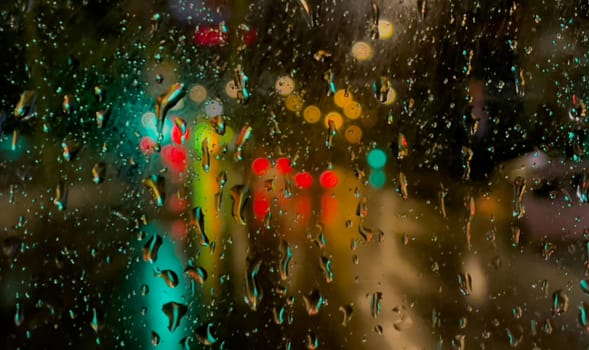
367,148,387,169
319,170,339,188
252,157,271,176
294,171,313,189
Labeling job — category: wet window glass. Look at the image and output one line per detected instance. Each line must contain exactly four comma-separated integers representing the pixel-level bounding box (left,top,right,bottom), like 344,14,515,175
2,0,589,349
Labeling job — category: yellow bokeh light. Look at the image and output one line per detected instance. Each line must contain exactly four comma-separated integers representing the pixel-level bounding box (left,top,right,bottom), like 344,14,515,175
351,41,373,61
324,111,343,130
189,84,208,103
343,101,362,119
225,80,238,99
344,125,363,144
275,76,295,96
285,94,304,112
378,19,395,39
303,105,322,123
334,89,354,108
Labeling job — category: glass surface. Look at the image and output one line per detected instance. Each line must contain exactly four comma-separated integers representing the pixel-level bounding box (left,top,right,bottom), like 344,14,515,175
2,0,589,349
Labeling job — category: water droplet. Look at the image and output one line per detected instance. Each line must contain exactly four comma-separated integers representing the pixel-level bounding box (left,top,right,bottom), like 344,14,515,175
62,95,73,115
356,197,368,218
513,176,526,219
392,305,413,331
8,184,15,205
461,146,473,181
278,240,292,281
244,259,263,311
398,172,408,199
542,318,553,334
511,225,521,247
359,223,383,243
61,137,79,161
303,289,324,316
296,0,315,27
154,268,179,288
162,301,188,332
230,185,249,226
53,181,68,211
319,256,334,283
417,0,427,20
90,308,102,333
579,302,589,330
185,266,208,285
201,138,210,172
576,170,589,203
179,336,190,350
459,316,467,329
143,234,163,263
95,108,109,128
141,284,149,296
94,85,105,103
312,224,327,249
14,90,36,120
368,3,380,40
438,184,448,219
580,280,589,294
217,170,227,189
211,115,225,135
273,306,286,325
370,292,382,318
552,290,569,316
14,302,24,327
313,50,332,62
92,162,106,184
457,273,472,296
451,334,465,350
542,241,556,260
155,83,186,142
233,64,251,104
142,175,165,207
190,207,209,247
325,119,336,149
339,303,354,326
512,306,523,319
151,330,160,346
505,326,523,347
234,125,252,161
196,322,217,345
305,332,319,349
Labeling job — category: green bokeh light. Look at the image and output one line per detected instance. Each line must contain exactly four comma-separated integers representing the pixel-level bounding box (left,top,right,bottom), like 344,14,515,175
369,169,386,188
367,148,387,169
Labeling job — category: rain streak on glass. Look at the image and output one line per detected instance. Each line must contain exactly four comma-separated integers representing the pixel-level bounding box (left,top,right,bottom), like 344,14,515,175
3,1,589,349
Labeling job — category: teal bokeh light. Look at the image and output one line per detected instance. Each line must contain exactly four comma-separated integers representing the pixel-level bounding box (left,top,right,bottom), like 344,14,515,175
369,169,386,189
367,148,387,169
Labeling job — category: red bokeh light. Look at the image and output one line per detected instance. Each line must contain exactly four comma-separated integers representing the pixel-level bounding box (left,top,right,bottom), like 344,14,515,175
171,124,190,144
168,194,188,213
319,170,339,188
193,26,229,46
253,193,270,220
140,136,156,154
171,220,187,240
252,157,271,176
240,26,257,45
321,193,338,225
162,145,188,173
296,195,312,223
294,171,313,189
275,157,292,174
